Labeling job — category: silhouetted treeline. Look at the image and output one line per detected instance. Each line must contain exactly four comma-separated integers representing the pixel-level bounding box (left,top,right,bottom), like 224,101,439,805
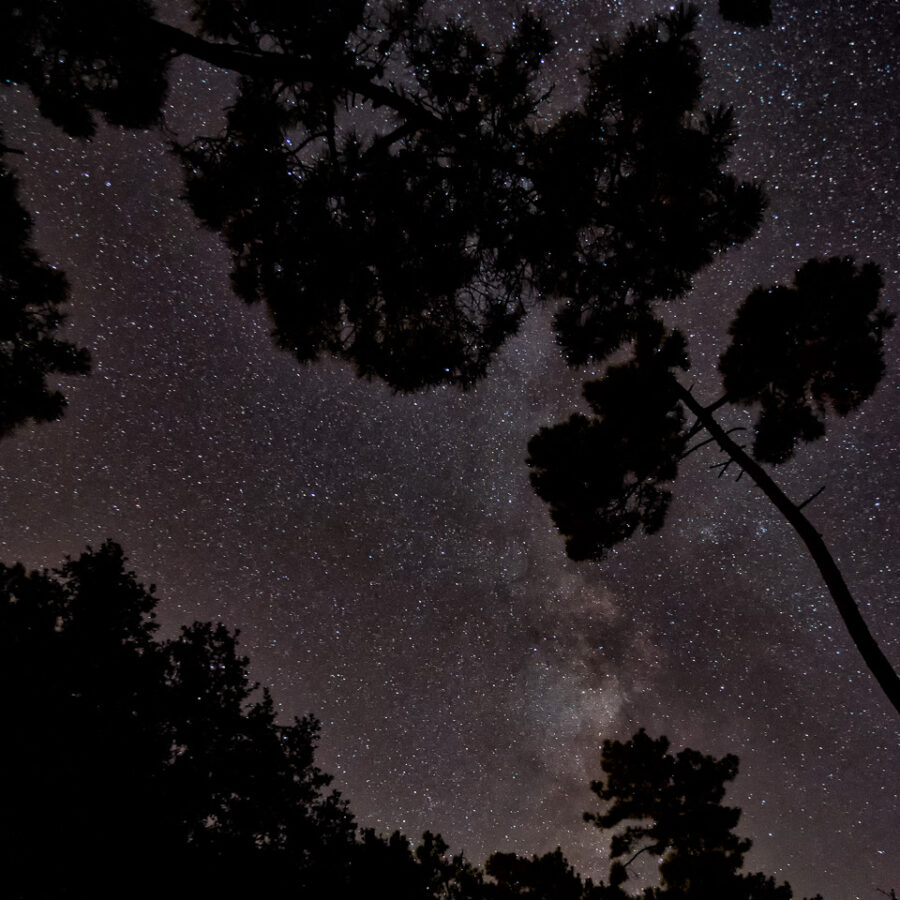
3,542,822,900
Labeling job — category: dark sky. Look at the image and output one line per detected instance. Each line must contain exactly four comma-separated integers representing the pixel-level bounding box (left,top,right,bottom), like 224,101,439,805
1,0,898,896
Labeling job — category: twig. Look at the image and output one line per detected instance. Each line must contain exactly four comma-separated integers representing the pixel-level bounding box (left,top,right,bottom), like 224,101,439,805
797,484,826,510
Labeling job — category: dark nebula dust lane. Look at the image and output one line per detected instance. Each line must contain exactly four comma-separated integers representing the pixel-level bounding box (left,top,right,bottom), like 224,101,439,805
0,1,897,897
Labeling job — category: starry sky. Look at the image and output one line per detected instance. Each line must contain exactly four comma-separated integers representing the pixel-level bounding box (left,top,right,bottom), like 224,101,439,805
1,0,898,896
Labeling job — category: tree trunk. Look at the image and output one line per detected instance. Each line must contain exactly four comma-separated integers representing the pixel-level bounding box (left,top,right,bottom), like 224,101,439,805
677,383,900,717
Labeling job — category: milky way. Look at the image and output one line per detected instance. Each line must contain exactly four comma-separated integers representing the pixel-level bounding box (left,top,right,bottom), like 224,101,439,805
0,1,897,896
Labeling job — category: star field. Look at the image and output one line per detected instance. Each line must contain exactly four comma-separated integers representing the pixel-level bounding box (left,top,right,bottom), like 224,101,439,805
0,0,897,896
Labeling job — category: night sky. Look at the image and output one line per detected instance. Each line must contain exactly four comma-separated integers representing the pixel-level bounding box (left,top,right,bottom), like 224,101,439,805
1,0,898,896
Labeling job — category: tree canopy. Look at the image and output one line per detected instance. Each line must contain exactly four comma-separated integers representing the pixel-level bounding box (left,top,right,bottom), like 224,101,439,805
0,1,894,891
2,541,356,898
0,148,90,438
1,0,762,400
528,257,894,557
526,254,899,714
0,0,894,729
583,729,812,900
2,541,823,900
719,258,891,464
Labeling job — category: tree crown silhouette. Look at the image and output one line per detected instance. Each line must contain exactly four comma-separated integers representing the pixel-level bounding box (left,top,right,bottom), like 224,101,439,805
2,0,762,396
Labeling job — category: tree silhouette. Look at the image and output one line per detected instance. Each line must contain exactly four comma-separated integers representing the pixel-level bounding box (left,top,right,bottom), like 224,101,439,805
0,147,90,438
527,257,899,714
479,729,825,900
486,847,601,900
0,2,886,889
3,539,516,899
528,8,764,370
1,541,357,899
1,1,762,393
5,0,893,724
528,324,689,560
3,541,825,900
0,0,891,722
582,729,818,900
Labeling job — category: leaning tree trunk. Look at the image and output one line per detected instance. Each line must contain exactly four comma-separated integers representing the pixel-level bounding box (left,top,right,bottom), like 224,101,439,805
676,384,900,717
